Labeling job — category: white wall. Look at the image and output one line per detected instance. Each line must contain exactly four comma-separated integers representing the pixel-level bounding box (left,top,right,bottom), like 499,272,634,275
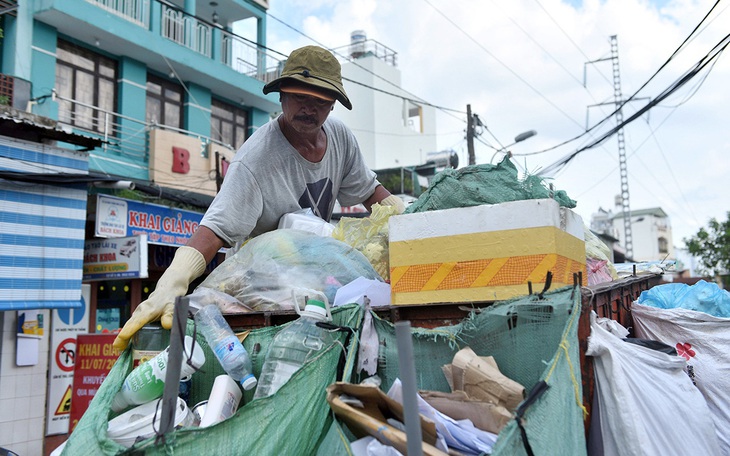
613,214,675,262
0,311,50,455
336,55,438,170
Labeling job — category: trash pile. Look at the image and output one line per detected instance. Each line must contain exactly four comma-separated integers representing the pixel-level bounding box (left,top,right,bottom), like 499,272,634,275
104,289,338,449
64,159,725,455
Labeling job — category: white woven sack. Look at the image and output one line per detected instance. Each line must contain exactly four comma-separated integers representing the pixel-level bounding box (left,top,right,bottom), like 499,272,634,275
587,312,721,456
632,303,730,456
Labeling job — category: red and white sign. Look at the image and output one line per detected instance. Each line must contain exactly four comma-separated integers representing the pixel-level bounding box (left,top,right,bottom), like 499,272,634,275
46,284,90,436
69,334,117,433
55,338,76,372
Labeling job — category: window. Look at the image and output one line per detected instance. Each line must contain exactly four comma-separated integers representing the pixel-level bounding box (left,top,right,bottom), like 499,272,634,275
658,237,668,254
404,100,423,133
146,74,184,129
210,99,249,149
55,40,117,133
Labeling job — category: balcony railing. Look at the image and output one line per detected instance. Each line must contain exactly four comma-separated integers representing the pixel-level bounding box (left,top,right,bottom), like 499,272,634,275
84,0,282,83
86,0,150,27
53,91,228,163
331,38,398,67
221,30,283,83
162,4,212,57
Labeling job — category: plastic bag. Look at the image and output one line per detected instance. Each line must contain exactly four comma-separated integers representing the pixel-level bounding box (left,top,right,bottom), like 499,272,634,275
331,203,398,280
632,296,730,455
197,229,382,311
278,208,336,237
636,279,730,317
586,312,721,456
187,287,253,314
584,227,618,285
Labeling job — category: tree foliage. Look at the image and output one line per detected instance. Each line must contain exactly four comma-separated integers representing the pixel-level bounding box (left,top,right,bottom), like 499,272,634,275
684,211,730,277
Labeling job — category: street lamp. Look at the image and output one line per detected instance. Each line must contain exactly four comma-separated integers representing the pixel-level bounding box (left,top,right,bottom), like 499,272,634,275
491,130,537,164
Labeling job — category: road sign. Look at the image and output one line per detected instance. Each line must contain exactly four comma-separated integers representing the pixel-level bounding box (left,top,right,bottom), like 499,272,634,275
55,338,76,373
55,385,72,415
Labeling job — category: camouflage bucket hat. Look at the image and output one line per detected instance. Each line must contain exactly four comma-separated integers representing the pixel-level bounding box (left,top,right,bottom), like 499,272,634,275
263,45,352,110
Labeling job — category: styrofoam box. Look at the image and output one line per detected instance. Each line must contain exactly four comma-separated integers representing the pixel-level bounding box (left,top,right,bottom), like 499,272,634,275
388,198,586,305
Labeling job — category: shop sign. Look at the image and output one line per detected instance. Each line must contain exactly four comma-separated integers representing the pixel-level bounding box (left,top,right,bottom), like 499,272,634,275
95,194,203,247
83,235,149,281
46,285,91,436
69,333,117,433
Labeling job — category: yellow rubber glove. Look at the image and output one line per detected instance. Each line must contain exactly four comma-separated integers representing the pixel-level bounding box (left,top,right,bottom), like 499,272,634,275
113,246,207,351
380,194,405,214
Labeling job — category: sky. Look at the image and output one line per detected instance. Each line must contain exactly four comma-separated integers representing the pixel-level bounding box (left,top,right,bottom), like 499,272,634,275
256,0,730,248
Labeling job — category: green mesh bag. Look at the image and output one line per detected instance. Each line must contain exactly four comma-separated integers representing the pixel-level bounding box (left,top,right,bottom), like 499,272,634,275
359,285,586,456
405,157,576,214
62,304,363,455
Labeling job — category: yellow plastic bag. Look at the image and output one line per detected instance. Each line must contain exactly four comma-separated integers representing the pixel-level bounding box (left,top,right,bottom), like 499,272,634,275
332,204,398,281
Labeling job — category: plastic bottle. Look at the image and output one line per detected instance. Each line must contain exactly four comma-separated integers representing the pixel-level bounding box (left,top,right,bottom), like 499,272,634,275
253,290,334,399
194,304,257,391
112,335,205,412
199,374,242,427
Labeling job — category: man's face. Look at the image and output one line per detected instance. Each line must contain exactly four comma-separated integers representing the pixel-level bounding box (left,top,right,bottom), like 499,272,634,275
280,92,335,135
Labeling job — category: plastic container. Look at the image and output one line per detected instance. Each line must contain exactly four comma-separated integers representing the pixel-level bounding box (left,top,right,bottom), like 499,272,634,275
253,290,334,399
112,335,205,412
194,304,257,390
132,323,170,368
199,374,243,427
191,400,208,427
107,397,192,448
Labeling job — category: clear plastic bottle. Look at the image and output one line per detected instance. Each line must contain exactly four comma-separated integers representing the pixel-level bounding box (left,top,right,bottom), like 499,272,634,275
194,304,257,391
112,335,205,412
254,291,334,399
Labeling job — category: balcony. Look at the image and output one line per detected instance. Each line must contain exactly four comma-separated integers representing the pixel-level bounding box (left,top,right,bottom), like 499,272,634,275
80,0,283,85
331,38,398,67
54,91,230,161
54,91,236,196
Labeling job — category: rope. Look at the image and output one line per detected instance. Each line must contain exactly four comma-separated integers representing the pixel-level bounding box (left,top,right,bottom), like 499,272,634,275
544,292,589,418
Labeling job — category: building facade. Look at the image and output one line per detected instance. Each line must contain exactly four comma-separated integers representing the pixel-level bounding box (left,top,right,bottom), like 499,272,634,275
0,1,280,453
333,31,438,171
590,204,676,263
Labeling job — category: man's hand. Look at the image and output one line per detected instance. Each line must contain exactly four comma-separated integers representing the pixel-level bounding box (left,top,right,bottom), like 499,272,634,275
380,194,405,214
113,246,207,351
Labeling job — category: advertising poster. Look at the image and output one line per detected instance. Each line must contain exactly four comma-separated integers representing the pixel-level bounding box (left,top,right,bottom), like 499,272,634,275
69,333,118,433
83,234,149,281
46,284,90,436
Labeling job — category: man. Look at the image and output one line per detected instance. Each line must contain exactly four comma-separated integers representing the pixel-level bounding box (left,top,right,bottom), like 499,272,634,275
113,45,404,350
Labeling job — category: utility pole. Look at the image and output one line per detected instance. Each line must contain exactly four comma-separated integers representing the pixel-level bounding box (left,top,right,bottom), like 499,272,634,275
466,104,475,165
584,35,634,259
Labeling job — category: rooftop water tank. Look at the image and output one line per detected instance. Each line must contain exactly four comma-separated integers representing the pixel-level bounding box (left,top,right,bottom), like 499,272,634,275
350,30,367,58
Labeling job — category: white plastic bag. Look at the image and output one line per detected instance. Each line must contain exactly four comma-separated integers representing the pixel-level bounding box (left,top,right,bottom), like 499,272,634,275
632,303,730,455
586,312,721,456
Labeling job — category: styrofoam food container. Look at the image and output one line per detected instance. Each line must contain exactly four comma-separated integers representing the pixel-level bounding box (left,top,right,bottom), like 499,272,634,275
107,397,192,448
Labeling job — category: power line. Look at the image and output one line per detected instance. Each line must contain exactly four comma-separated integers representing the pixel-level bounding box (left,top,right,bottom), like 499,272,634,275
421,0,583,130
516,1,725,158
537,31,730,176
266,13,465,120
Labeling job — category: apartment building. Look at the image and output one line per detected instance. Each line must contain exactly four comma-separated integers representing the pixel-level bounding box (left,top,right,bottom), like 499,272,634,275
0,1,279,453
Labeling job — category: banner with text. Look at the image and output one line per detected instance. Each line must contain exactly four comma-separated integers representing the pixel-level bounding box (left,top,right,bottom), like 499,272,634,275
95,194,203,247
69,333,118,433
83,235,149,281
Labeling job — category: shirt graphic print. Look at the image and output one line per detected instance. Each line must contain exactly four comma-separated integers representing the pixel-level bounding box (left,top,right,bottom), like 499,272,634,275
298,178,334,221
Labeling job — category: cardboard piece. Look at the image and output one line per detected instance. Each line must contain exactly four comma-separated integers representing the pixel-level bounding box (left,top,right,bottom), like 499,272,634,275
419,390,513,434
326,382,447,456
447,347,525,411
